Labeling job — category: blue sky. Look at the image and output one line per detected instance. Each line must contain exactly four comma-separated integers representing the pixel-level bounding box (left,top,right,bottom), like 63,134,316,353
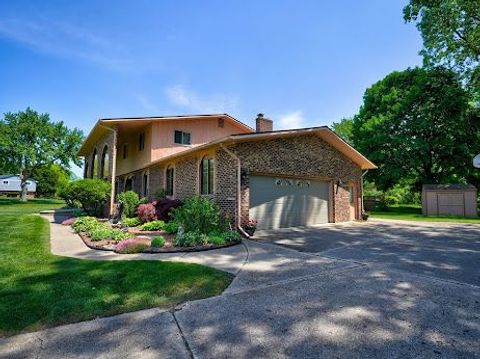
0,1,422,175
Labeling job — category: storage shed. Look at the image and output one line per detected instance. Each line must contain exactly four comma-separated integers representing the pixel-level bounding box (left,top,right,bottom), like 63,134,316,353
422,184,478,217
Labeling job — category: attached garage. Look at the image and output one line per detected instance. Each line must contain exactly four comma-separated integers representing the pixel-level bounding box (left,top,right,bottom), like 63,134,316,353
422,184,478,217
249,175,330,230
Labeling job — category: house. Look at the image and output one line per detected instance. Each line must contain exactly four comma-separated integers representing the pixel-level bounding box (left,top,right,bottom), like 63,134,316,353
0,175,37,197
78,114,376,230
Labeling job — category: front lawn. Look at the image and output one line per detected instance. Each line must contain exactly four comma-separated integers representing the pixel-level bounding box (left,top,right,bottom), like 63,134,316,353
0,199,233,336
369,204,480,224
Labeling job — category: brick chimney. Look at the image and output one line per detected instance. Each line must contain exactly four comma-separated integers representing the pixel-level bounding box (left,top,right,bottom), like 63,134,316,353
255,113,273,132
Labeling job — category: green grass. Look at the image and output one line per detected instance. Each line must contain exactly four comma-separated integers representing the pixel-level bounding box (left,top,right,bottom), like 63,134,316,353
0,198,233,336
370,204,480,224
0,196,66,214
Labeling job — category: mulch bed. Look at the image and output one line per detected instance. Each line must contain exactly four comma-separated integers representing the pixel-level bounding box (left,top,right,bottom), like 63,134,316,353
76,228,241,254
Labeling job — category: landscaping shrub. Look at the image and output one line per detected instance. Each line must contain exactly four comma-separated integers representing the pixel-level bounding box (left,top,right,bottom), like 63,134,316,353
174,231,204,247
208,235,226,246
122,217,141,227
111,230,134,241
90,226,114,241
139,220,165,231
72,216,100,233
153,198,182,221
60,179,111,216
171,196,220,234
151,236,166,248
222,230,241,243
115,238,149,254
117,191,141,218
137,203,157,223
164,222,179,234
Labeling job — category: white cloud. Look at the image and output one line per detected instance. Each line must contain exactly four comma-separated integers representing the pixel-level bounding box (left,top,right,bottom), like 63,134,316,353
137,95,162,113
277,110,306,130
0,18,131,71
165,85,239,114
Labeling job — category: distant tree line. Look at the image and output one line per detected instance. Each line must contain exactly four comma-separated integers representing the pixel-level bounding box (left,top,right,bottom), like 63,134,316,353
333,0,480,197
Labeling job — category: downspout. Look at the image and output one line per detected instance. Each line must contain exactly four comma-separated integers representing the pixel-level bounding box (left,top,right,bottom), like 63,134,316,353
361,169,369,218
98,124,118,217
220,143,250,238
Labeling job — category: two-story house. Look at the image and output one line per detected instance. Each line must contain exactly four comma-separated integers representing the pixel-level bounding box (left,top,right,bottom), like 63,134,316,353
78,113,376,231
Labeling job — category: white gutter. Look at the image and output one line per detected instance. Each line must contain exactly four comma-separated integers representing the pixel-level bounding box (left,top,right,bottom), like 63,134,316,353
220,143,250,238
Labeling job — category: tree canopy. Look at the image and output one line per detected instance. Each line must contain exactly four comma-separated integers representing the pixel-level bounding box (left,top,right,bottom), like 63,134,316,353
351,67,478,191
404,0,480,97
0,108,84,200
331,117,354,144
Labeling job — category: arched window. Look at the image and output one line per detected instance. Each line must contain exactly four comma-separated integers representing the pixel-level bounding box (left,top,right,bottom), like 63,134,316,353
84,161,89,179
92,148,98,178
100,146,110,179
200,156,214,195
165,166,174,196
142,171,149,198
125,176,133,191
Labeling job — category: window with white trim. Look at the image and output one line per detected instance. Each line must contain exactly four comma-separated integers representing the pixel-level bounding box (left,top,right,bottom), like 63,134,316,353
174,130,191,145
200,156,214,195
166,166,174,196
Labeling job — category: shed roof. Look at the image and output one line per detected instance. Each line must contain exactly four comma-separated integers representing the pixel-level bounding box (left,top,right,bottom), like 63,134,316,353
423,184,477,191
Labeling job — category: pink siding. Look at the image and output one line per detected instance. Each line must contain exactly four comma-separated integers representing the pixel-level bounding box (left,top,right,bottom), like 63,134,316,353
150,118,251,161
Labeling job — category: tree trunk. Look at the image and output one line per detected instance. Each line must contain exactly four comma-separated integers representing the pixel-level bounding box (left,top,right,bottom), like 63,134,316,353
20,172,28,202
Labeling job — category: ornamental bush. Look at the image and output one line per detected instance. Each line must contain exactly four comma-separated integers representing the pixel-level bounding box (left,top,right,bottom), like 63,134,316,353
115,238,149,254
117,191,141,218
122,217,141,227
153,198,182,221
111,230,134,241
60,179,111,216
137,203,157,223
139,220,165,231
171,196,220,234
151,236,166,248
163,222,179,234
222,230,241,243
90,226,114,241
174,231,205,247
72,216,100,233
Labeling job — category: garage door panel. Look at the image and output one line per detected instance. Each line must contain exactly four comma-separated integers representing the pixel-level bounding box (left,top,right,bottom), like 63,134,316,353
249,176,329,230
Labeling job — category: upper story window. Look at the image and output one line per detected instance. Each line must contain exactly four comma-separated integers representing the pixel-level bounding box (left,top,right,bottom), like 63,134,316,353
174,130,191,145
138,133,145,151
200,156,214,195
123,144,128,159
165,166,174,196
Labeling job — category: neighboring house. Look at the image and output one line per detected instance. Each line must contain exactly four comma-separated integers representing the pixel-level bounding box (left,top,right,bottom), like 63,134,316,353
78,114,376,230
0,175,37,197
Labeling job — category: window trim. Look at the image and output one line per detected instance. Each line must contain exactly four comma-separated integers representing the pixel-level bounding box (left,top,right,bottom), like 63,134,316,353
199,156,215,195
100,145,109,179
92,148,98,178
165,166,175,197
174,130,191,145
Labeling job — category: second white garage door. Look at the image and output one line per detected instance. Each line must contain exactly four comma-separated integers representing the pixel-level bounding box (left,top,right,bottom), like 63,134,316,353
249,175,330,230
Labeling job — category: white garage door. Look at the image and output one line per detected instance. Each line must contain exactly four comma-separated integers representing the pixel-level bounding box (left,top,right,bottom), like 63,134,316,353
249,175,330,230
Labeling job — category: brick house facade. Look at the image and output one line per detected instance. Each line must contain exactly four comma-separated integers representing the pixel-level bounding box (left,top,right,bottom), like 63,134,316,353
78,114,375,231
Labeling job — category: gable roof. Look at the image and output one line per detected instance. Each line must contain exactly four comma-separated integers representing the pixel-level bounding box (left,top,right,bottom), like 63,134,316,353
78,114,254,156
0,174,37,182
146,126,377,170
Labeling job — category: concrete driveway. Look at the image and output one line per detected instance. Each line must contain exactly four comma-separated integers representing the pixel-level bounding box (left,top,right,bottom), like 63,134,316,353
1,219,480,358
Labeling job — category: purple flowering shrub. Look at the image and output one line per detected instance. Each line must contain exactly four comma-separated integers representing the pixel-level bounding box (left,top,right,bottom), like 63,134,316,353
114,237,149,254
61,217,76,226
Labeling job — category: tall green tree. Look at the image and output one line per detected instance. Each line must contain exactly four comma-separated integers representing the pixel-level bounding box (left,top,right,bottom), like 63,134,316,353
404,0,480,97
0,108,83,201
31,164,72,197
352,67,478,191
331,117,354,144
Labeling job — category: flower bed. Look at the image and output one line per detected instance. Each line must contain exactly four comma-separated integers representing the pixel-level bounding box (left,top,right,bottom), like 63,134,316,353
69,216,242,254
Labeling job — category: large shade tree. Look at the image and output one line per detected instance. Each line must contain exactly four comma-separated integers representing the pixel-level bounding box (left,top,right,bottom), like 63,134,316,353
0,108,83,201
404,0,480,98
351,67,478,191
